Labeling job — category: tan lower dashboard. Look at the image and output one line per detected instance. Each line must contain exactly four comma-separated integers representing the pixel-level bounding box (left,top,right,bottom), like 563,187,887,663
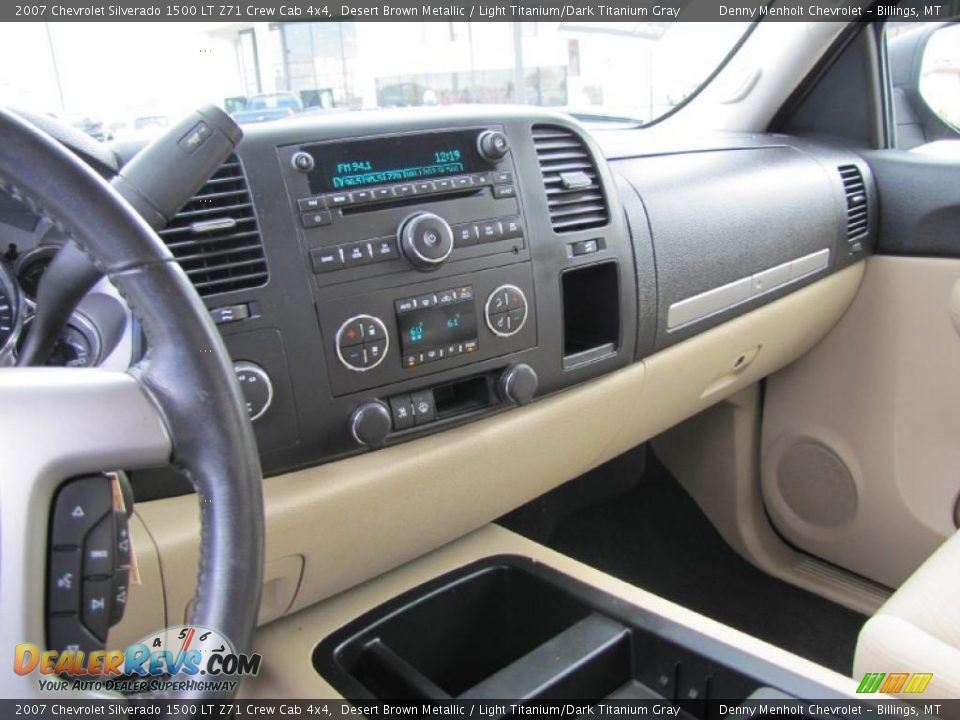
113,261,865,650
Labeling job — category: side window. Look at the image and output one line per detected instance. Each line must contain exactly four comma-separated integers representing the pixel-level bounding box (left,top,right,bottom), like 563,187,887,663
886,22,960,150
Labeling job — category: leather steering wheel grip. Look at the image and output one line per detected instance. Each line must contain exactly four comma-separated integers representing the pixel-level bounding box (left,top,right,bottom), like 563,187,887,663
0,108,265,690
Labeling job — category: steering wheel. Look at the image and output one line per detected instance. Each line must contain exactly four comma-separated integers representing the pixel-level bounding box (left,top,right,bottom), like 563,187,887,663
0,109,264,698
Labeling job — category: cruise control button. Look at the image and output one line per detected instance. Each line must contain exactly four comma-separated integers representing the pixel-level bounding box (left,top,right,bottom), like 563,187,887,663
52,476,112,548
49,549,82,614
301,210,332,228
492,184,516,199
501,216,523,239
479,220,502,243
83,514,114,578
48,615,102,655
339,319,365,347
453,223,479,247
411,390,436,425
389,394,414,431
82,578,112,641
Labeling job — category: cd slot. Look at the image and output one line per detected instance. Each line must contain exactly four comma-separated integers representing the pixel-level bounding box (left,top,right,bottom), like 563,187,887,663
340,188,482,216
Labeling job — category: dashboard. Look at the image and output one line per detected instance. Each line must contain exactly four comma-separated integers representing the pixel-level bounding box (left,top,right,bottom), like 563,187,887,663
0,107,877,500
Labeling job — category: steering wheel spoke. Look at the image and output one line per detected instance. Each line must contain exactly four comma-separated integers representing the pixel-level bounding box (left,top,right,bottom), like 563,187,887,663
0,368,171,699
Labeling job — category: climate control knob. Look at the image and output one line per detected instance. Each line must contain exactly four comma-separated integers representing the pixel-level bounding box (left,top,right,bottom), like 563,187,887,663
499,363,538,406
233,361,273,422
350,401,392,448
477,130,510,162
398,212,454,270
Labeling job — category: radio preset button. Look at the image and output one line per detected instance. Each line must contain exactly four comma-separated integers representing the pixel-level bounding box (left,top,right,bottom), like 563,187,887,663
453,176,473,189
336,315,389,372
435,179,454,191
374,187,395,200
485,285,528,338
473,172,492,185
352,190,373,203
395,184,415,196
416,181,436,194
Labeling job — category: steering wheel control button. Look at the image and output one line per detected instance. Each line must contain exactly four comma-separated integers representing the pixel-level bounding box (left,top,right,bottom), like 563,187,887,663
411,390,437,425
82,578,113,641
233,362,274,422
51,475,112,548
47,615,103,655
399,212,454,270
111,568,131,625
486,285,529,338
48,549,82,614
114,510,131,569
337,315,389,372
84,513,115,578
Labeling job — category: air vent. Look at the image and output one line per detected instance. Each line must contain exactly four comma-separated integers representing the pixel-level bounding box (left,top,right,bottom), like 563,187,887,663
838,164,868,240
532,125,608,233
158,154,268,296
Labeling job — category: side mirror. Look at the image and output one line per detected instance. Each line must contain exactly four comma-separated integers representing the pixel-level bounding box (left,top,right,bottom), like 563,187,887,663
887,21,960,149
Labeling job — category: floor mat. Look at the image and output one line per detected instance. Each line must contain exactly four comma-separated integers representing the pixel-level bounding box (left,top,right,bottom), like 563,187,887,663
540,449,867,675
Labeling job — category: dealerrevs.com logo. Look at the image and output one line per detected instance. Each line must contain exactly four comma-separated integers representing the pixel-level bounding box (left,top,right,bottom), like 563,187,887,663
13,625,262,693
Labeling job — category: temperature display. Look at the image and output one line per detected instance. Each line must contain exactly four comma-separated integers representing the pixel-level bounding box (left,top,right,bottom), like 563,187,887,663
397,299,477,354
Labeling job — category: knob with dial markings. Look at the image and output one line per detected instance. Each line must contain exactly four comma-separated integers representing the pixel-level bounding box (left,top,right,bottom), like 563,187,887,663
233,361,273,422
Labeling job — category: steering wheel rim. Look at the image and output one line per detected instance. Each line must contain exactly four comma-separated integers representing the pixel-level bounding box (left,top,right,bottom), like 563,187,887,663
0,108,264,699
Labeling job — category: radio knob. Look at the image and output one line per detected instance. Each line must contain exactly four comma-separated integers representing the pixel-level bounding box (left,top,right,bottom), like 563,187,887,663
350,401,392,448
477,130,510,162
398,212,454,270
499,363,538,406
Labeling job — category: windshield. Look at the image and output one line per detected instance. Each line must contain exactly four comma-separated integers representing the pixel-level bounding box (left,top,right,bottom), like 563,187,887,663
0,21,751,139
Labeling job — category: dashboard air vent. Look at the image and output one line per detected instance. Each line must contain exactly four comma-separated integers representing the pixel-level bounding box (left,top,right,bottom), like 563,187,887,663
158,154,268,297
838,164,868,240
532,125,608,233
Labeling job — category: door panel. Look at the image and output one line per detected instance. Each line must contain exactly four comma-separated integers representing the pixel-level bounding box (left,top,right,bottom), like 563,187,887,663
761,255,960,589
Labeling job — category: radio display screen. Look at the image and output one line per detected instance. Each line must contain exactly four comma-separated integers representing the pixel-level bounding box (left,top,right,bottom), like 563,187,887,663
397,300,477,355
305,129,492,193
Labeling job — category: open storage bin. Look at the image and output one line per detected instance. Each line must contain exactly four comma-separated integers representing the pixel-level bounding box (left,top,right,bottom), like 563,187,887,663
314,556,845,708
